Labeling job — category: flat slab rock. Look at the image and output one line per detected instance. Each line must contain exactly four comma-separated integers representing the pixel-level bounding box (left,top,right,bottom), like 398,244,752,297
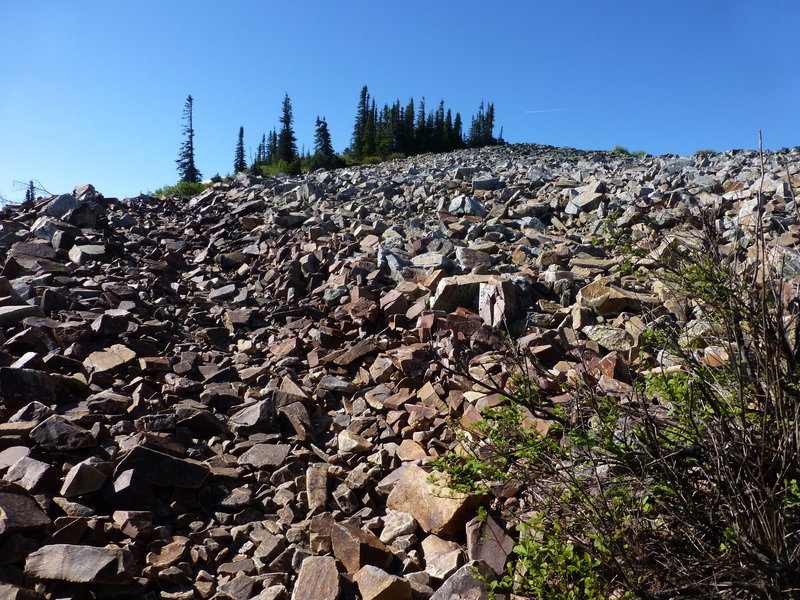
25,544,134,584
115,446,209,488
0,483,51,536
291,555,340,600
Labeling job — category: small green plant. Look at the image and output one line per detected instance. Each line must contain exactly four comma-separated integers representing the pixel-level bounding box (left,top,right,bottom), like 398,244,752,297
489,515,620,600
361,155,382,165
152,180,210,198
611,145,630,156
695,148,715,156
434,206,800,598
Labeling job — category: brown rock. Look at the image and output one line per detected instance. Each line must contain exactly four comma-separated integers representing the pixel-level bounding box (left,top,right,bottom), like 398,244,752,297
238,444,291,469
331,521,395,574
291,555,340,600
25,544,133,584
353,565,412,600
83,344,137,373
0,483,51,536
465,515,513,575
386,464,483,535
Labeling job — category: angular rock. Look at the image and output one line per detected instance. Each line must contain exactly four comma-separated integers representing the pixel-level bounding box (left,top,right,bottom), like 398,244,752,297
331,520,395,574
465,514,514,576
238,443,291,469
291,555,340,600
353,565,411,600
386,465,483,535
115,446,209,488
429,561,495,600
30,415,94,451
25,544,134,584
0,483,51,536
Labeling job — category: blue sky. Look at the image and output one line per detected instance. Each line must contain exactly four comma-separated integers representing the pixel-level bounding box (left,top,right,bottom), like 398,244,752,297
1,1,798,202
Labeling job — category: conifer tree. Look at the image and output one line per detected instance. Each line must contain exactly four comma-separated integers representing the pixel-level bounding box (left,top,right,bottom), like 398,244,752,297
402,98,415,155
25,180,35,204
453,112,464,148
176,95,202,183
276,94,297,163
415,97,428,153
350,85,371,159
234,126,246,173
312,116,336,168
267,129,278,164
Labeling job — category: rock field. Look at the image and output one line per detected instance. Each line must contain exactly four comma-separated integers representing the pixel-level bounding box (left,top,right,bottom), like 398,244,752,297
0,143,799,599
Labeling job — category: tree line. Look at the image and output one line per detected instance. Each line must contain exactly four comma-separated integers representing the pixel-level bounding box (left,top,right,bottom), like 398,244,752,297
176,85,503,184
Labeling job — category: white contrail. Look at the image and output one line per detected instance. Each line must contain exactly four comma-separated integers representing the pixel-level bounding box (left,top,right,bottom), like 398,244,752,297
524,108,569,114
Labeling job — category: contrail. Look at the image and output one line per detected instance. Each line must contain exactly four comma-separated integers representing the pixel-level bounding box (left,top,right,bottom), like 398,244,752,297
524,108,569,114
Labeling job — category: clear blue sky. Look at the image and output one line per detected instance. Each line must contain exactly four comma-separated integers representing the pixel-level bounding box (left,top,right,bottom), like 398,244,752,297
1,1,798,202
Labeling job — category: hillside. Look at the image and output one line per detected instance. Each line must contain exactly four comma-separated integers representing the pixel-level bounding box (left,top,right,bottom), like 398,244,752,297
1,143,799,599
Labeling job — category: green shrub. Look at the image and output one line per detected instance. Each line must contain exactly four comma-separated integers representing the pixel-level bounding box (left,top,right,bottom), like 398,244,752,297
385,152,405,161
695,148,715,156
152,180,210,198
361,155,382,165
611,145,630,155
434,210,800,598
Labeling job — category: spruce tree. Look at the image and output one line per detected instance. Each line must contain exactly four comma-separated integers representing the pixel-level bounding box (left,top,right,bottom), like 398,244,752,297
415,97,427,154
276,94,297,163
25,180,35,204
267,129,278,164
234,126,246,173
402,98,415,155
453,112,464,148
313,116,335,168
176,95,202,183
350,85,370,159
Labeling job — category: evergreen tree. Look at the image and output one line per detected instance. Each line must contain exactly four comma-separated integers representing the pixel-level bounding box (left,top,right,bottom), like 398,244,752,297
444,108,454,150
234,126,246,173
276,93,297,163
255,134,266,167
433,100,446,152
402,98,415,155
415,97,428,153
176,95,202,183
25,180,35,204
361,99,377,157
267,129,278,164
468,101,496,148
350,85,371,159
312,116,336,168
453,112,464,148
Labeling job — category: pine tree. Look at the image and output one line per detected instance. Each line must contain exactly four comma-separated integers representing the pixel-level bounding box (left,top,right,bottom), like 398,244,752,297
313,116,336,168
415,97,427,154
276,94,297,164
24,180,35,204
267,129,278,164
453,112,464,148
350,85,371,159
176,95,202,183
234,126,246,173
402,98,415,155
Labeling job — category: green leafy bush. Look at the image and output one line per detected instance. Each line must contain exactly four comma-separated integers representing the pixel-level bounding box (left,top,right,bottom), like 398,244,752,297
152,180,210,198
611,145,630,155
434,211,800,598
